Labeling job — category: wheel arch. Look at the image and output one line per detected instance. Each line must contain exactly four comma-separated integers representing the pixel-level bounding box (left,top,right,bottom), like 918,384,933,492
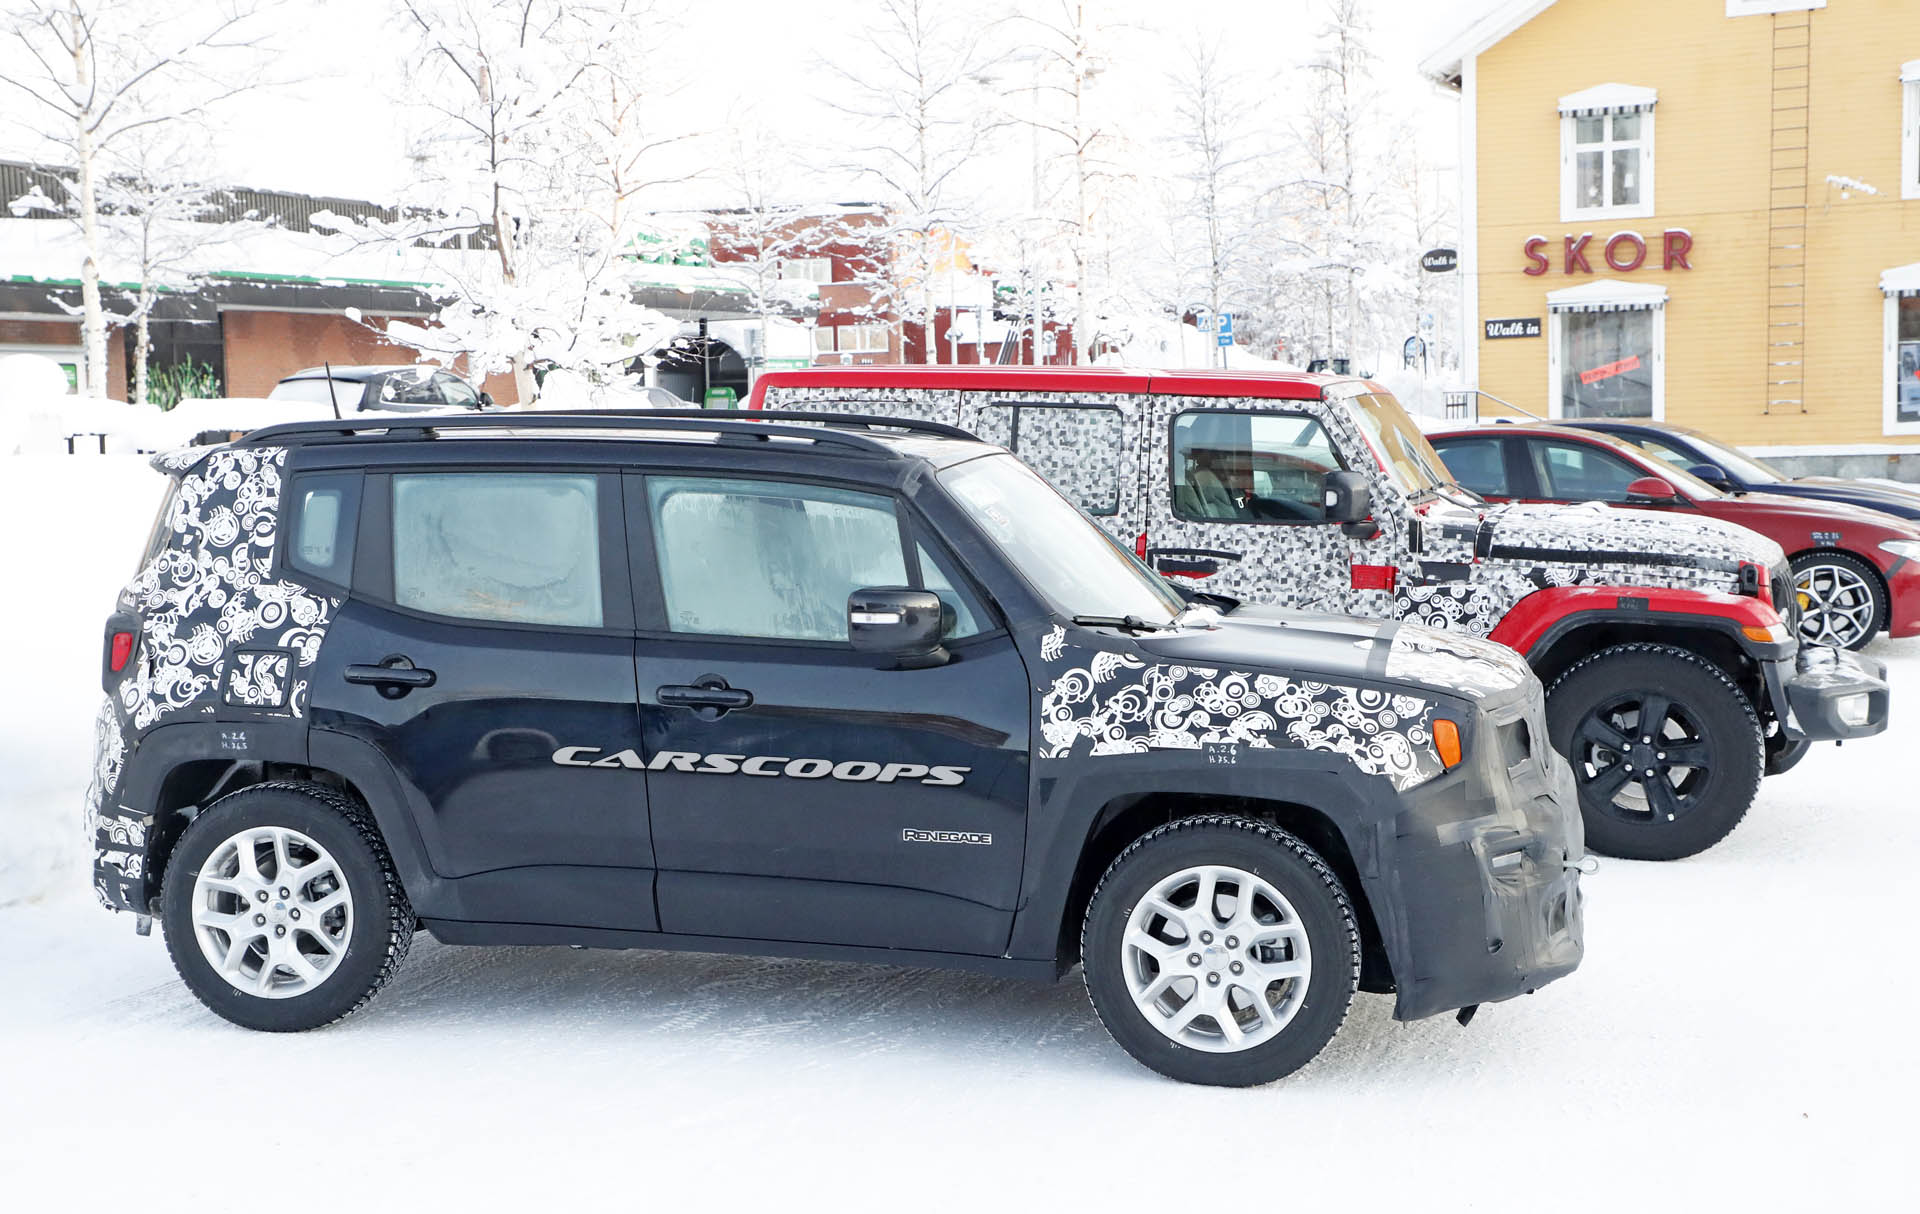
1523,614,1756,697
1786,546,1889,630
1053,792,1394,995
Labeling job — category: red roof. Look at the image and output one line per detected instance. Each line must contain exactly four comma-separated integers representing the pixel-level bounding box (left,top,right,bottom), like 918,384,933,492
746,365,1351,408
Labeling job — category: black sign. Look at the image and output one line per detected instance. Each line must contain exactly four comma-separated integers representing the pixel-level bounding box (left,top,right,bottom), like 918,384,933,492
1485,317,1542,339
1421,248,1459,273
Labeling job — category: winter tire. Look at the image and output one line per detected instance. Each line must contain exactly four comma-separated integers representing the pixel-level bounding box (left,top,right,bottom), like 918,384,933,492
1546,643,1763,861
160,781,413,1031
1081,815,1358,1087
1789,551,1885,651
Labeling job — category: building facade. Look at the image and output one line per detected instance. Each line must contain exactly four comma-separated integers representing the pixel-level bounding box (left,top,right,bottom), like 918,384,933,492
1425,0,1920,471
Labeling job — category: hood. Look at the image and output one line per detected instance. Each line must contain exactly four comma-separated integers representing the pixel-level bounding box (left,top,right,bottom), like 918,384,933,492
1470,499,1787,569
1697,489,1920,541
1137,606,1535,701
1769,477,1920,519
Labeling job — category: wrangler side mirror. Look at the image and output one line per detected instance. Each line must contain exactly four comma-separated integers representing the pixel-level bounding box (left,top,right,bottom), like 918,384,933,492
1323,471,1371,524
849,588,948,667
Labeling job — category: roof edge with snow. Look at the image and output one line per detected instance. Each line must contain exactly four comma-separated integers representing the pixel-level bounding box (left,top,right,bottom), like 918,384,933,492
1419,0,1561,86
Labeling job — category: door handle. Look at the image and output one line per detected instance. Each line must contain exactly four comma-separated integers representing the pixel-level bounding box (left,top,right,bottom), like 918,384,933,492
657,684,753,710
345,656,436,698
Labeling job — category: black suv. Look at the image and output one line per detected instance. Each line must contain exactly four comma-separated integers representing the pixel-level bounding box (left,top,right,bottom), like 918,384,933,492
88,412,1586,1086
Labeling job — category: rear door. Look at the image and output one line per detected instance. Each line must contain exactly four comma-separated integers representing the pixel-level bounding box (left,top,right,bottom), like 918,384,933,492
1143,399,1352,611
1430,433,1521,503
961,399,1143,548
627,470,1031,956
309,465,655,929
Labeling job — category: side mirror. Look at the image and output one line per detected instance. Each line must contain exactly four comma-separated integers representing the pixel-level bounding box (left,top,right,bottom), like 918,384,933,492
1686,462,1730,489
476,391,494,410
849,588,947,666
1626,476,1679,502
1323,470,1371,524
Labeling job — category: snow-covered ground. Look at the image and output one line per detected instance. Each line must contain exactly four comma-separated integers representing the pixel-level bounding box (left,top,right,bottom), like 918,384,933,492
1,455,1913,1209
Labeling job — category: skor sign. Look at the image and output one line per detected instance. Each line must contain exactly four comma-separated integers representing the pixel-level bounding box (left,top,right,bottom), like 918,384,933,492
1524,229,1693,275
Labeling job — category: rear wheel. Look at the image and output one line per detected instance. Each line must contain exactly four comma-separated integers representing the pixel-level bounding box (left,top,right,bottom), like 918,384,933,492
1546,644,1763,861
160,781,412,1031
1081,815,1358,1087
1790,550,1885,651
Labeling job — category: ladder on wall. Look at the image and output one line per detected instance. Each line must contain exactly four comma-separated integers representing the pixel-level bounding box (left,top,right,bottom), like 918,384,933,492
1765,8,1813,415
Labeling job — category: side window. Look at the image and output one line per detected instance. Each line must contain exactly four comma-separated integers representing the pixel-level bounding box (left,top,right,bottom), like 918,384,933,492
435,373,480,408
982,404,1123,516
648,477,909,642
1431,437,1509,497
1526,440,1645,503
392,473,603,627
287,473,360,585
374,369,442,408
1170,411,1339,524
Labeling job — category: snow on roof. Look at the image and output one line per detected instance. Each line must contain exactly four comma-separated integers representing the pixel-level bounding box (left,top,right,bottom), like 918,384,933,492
1546,278,1668,312
1558,83,1658,116
1420,0,1561,85
1881,262,1920,297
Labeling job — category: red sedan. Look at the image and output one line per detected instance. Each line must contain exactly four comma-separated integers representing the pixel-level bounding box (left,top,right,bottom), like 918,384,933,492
1430,422,1920,650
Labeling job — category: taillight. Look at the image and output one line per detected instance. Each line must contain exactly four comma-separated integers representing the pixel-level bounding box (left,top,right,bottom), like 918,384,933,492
1135,532,1148,559
109,631,135,672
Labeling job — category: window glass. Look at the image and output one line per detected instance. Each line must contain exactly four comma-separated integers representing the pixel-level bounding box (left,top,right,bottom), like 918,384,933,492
1171,411,1339,523
393,473,602,627
1527,440,1645,503
375,369,443,407
1566,104,1649,215
1560,309,1655,418
916,542,985,640
1432,437,1508,497
287,474,358,584
1899,298,1920,425
436,374,479,408
269,378,360,407
1631,435,1701,473
648,477,907,641
982,404,1123,515
942,454,1183,624
1611,148,1641,206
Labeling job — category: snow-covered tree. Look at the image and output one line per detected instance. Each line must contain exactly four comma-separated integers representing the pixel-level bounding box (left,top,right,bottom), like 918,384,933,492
327,0,688,402
712,122,829,386
0,0,276,398
822,0,1001,363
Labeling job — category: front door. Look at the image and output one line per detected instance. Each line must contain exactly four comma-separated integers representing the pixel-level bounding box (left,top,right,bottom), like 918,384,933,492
628,472,1031,956
311,468,655,929
1145,398,1354,612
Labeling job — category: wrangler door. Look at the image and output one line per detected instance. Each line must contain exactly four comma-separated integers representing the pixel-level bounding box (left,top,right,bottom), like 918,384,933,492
627,472,1030,956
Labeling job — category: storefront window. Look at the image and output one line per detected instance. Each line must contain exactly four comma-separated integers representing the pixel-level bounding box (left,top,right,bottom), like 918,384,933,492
1896,298,1920,425
1559,310,1655,419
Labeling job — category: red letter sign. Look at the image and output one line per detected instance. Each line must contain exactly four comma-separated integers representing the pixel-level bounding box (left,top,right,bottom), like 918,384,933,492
1523,237,1550,276
1604,232,1647,272
1564,235,1592,275
1663,229,1693,270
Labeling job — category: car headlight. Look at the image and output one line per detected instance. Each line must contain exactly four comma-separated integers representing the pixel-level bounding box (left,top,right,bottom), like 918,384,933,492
1878,539,1920,560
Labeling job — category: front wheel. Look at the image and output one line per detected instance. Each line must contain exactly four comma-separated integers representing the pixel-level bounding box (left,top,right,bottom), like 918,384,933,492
1546,643,1764,861
1790,550,1885,651
1081,815,1358,1087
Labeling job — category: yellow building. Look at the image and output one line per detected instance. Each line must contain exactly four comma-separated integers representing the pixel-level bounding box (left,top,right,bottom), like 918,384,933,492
1423,0,1920,473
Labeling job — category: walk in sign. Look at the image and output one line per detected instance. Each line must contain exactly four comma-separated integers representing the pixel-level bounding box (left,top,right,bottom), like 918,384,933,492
1215,312,1234,347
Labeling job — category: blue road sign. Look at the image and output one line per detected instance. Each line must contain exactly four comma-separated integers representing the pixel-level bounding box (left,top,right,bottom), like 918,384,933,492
1215,312,1234,347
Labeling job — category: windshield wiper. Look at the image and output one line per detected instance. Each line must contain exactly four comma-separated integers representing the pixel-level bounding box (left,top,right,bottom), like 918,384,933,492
1072,614,1172,633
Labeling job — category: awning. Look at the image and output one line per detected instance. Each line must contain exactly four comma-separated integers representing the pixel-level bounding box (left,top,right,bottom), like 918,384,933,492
1547,279,1668,313
1901,59,1920,84
1558,83,1658,117
1882,262,1920,297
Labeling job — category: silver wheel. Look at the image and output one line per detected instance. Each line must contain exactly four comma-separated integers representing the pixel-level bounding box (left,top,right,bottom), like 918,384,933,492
1794,560,1877,648
1122,864,1312,1054
191,826,353,999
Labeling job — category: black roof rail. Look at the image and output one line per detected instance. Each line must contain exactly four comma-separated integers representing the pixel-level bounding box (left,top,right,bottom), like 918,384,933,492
233,408,979,453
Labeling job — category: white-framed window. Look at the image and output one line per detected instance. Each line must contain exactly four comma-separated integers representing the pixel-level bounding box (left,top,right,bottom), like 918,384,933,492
811,323,891,355
1903,60,1920,202
1883,267,1920,434
1559,84,1656,222
779,257,832,284
1546,280,1667,421
1725,1,1824,16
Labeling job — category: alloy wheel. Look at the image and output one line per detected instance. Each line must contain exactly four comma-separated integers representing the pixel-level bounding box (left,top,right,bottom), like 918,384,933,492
191,826,353,998
1570,693,1712,825
1794,562,1877,649
1122,864,1312,1053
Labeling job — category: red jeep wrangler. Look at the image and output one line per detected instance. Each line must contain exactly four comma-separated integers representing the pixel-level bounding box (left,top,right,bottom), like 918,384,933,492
749,366,1889,860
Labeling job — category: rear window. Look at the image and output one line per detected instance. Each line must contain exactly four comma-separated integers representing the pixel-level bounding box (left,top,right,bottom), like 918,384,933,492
977,403,1123,515
1431,437,1509,497
286,473,360,586
137,479,181,568
269,378,360,407
392,473,604,627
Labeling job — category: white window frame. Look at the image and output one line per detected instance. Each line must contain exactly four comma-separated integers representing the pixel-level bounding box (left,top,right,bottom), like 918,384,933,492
1884,273,1920,435
836,324,891,354
1559,85,1656,223
779,257,832,284
1903,61,1920,202
1546,280,1667,422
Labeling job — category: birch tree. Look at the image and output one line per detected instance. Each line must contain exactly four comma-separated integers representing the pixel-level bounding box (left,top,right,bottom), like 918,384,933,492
0,0,273,398
823,0,1000,363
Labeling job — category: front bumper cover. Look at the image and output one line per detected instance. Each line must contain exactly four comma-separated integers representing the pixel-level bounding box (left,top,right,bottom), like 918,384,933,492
1388,687,1586,1022
1768,645,1889,742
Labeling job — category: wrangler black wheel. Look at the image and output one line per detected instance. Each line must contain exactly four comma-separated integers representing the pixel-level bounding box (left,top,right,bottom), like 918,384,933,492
1546,643,1763,861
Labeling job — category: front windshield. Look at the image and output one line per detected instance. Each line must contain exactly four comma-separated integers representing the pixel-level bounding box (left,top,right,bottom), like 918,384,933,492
940,453,1184,624
1673,428,1783,484
1348,391,1459,497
